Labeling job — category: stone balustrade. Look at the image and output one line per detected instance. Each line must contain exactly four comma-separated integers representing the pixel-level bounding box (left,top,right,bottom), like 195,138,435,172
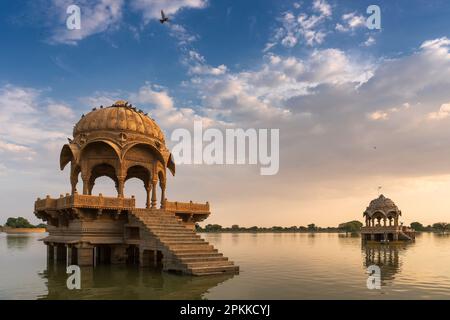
165,200,210,214
35,193,136,211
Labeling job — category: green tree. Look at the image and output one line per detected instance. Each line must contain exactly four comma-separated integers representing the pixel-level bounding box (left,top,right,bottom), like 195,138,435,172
231,224,240,231
307,223,317,231
204,224,222,232
433,222,449,234
338,220,363,235
410,222,425,231
5,217,34,228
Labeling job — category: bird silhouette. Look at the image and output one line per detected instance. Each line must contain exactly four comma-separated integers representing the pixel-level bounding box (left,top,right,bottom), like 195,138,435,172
160,10,169,24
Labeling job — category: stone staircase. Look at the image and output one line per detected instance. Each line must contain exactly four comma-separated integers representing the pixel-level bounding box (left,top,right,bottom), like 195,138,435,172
399,230,413,241
129,209,239,276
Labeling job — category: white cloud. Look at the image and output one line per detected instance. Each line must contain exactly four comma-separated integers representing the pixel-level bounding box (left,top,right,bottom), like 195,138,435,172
50,0,124,45
313,0,332,17
47,103,75,119
186,50,228,76
131,0,207,24
48,0,207,44
0,84,75,175
266,0,332,50
368,111,388,121
363,36,376,47
130,83,174,109
336,12,366,33
428,103,450,120
0,140,33,153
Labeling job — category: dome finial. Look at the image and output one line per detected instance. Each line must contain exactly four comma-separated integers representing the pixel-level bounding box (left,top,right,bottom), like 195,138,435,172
113,100,128,107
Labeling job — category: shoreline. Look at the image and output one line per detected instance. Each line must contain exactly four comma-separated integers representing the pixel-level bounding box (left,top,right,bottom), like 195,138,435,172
0,227,46,234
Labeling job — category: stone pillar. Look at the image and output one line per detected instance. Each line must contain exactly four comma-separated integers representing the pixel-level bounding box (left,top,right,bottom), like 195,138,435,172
151,180,157,209
370,234,375,241
82,174,90,195
53,245,58,263
76,243,94,266
111,245,127,264
160,182,166,209
145,184,151,209
70,164,79,195
117,176,125,198
393,233,399,241
56,244,66,262
66,245,72,266
87,181,94,195
383,218,387,227
140,249,149,267
47,244,54,262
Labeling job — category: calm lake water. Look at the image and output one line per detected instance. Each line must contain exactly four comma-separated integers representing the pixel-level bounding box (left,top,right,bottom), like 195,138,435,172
1,232,450,299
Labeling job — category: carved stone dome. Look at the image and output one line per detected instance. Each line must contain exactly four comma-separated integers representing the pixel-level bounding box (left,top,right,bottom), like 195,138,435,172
73,100,165,143
364,194,401,218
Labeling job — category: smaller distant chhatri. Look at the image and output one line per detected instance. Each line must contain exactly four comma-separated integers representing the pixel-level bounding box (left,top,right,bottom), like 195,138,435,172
34,100,239,276
361,194,415,242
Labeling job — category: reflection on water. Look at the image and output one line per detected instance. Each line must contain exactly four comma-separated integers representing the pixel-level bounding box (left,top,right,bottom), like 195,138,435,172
2,232,450,299
362,244,404,283
38,264,233,300
6,234,32,249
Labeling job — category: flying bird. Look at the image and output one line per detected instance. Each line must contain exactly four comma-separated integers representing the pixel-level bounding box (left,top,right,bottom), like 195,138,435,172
160,10,169,24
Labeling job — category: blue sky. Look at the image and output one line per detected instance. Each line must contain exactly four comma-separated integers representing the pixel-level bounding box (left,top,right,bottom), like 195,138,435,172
1,0,450,226
1,0,448,105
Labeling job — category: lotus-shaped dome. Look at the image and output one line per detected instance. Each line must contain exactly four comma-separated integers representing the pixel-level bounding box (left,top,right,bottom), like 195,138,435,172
73,100,165,143
364,194,401,218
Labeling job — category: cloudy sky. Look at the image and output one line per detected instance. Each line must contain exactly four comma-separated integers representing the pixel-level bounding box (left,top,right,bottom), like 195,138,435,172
1,0,450,227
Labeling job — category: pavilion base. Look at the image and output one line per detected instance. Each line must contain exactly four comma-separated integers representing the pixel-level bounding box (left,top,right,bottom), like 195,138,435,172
361,226,415,243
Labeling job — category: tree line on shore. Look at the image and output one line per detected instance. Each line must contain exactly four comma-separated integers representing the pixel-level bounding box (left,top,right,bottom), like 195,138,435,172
2,217,46,229
196,221,364,234
196,221,450,234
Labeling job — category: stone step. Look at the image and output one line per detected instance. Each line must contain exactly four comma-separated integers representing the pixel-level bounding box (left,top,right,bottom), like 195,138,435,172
190,265,239,275
158,236,202,242
184,260,235,267
130,209,239,276
169,244,215,250
171,247,219,254
162,239,206,245
175,251,223,258
179,256,229,263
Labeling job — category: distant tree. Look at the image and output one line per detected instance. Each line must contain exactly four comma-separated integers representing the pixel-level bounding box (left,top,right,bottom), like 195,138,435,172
338,220,363,235
231,224,240,231
271,226,283,232
35,223,47,229
433,222,450,234
5,217,34,228
248,226,258,232
307,223,317,231
204,224,222,232
410,222,425,232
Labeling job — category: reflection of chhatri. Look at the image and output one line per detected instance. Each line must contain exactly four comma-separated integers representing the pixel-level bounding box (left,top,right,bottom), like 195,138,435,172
34,100,238,276
361,195,415,242
363,244,403,281
39,265,234,300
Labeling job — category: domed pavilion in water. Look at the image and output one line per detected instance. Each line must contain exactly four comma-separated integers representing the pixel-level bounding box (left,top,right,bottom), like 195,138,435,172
34,100,238,275
361,194,415,242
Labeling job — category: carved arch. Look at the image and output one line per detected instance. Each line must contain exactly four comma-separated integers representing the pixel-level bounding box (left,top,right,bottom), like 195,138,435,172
60,144,80,170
